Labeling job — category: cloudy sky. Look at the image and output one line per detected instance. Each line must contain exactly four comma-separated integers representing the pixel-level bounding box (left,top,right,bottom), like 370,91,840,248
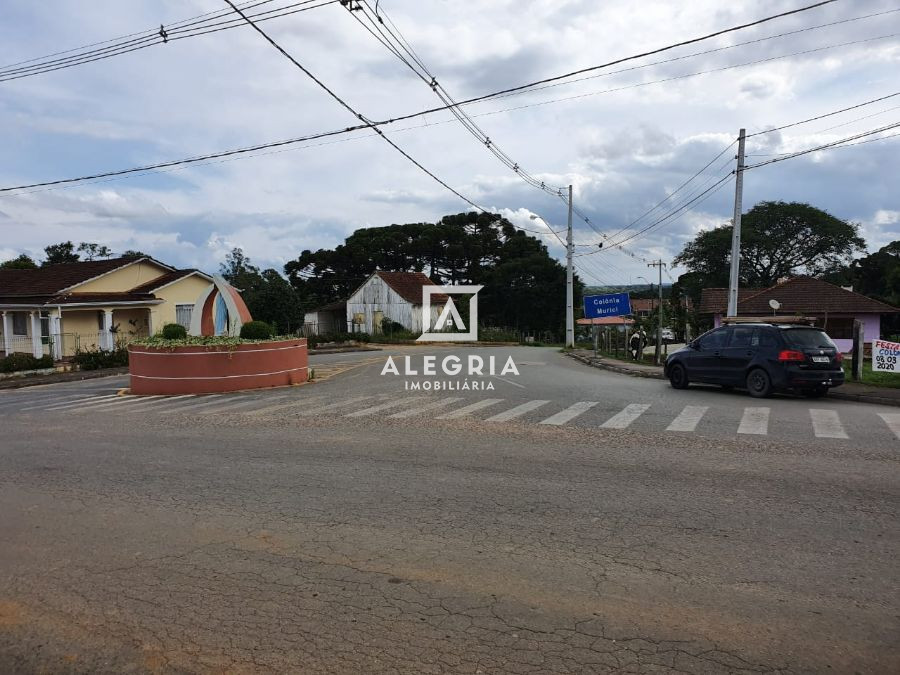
0,0,898,286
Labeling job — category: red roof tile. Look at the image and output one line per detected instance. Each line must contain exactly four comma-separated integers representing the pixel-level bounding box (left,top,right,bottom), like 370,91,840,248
51,292,160,305
0,257,170,299
577,316,635,325
700,277,898,315
375,271,448,304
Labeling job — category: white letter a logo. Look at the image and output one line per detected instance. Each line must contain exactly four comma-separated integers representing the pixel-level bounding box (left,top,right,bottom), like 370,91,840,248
434,297,466,331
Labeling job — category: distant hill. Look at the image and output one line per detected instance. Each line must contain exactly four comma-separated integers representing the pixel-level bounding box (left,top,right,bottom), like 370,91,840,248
583,284,672,295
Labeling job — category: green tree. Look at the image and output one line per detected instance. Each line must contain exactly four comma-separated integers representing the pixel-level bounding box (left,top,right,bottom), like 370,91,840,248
674,201,866,290
77,242,112,260
121,249,147,258
825,241,900,305
220,248,304,333
42,241,80,265
0,254,38,269
285,212,577,333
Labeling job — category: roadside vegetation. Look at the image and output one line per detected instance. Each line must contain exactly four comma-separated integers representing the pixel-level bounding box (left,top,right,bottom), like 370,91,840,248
1,353,54,373
843,360,900,389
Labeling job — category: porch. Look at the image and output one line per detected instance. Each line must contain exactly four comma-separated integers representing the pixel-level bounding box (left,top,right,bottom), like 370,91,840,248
1,304,158,360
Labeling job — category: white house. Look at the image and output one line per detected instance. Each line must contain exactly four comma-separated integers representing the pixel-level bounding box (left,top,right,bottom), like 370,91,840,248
346,271,446,335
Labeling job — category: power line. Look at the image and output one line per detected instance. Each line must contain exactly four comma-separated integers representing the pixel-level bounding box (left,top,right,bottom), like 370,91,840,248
221,0,486,213
438,0,842,109
0,2,254,71
744,121,900,169
0,3,874,195
348,1,566,198
465,32,898,121
603,141,737,243
578,172,735,254
487,7,899,104
746,92,900,137
0,0,338,82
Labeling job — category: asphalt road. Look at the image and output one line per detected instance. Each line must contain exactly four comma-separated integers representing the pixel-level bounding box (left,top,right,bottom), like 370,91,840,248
0,346,898,673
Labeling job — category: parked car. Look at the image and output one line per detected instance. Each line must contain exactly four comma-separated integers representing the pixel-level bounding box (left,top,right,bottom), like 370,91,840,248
663,323,845,398
661,328,676,343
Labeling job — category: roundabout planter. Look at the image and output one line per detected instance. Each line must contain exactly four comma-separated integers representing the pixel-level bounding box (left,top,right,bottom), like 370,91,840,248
128,339,308,395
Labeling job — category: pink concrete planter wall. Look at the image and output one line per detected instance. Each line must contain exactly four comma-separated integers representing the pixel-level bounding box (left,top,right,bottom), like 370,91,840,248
128,339,308,395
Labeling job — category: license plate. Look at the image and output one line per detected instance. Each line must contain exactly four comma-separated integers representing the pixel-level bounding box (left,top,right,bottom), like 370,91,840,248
811,356,830,363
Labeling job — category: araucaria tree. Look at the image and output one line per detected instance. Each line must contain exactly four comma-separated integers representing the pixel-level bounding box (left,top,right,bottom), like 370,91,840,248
674,201,865,289
285,212,579,333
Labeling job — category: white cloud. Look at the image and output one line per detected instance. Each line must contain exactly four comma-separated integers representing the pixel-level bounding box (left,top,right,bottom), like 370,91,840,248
0,0,897,280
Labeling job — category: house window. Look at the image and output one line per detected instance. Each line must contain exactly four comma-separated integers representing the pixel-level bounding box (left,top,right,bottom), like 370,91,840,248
12,312,27,336
40,311,50,342
821,318,854,340
175,304,193,329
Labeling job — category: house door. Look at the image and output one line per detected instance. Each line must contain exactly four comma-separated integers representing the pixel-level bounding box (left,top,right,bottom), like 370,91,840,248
373,310,383,334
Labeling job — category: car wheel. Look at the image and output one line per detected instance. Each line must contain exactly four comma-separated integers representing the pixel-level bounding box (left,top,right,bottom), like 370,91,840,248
802,386,828,399
668,363,689,390
746,368,773,398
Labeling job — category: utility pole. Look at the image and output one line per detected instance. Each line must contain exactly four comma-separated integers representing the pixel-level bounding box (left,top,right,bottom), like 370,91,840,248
648,260,666,365
566,184,574,349
727,128,746,317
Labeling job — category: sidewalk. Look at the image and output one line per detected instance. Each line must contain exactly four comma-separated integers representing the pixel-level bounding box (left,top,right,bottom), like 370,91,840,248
568,349,900,407
0,366,129,390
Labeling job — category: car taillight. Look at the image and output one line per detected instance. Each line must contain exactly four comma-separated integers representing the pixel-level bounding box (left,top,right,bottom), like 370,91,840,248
778,350,806,362
835,352,844,363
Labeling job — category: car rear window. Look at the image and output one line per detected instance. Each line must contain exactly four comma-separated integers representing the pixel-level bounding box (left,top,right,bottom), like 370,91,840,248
783,328,837,349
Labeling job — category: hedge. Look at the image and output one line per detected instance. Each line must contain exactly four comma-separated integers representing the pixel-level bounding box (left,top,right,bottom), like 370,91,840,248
0,353,54,373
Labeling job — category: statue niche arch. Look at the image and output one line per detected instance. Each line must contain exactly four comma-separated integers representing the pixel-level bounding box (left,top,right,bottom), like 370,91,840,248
188,275,252,336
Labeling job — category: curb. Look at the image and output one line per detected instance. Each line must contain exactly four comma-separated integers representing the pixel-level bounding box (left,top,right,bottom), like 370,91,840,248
567,353,665,380
567,353,900,407
0,366,129,390
826,391,900,407
308,346,381,355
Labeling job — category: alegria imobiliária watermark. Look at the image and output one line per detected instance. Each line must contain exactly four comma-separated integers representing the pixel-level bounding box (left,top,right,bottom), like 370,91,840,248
380,283,520,391
416,284,482,342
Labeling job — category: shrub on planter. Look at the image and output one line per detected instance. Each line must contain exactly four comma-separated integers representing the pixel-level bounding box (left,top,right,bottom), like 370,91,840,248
161,323,187,339
239,320,274,339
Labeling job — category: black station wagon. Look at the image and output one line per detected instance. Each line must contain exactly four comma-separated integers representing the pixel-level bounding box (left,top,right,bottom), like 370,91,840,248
664,323,845,398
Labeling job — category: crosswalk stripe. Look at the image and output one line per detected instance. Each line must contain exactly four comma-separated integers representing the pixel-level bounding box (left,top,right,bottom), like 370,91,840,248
195,394,291,414
666,405,709,432
387,397,463,419
738,407,770,435
810,408,848,439
39,394,120,411
240,395,328,417
297,395,378,416
878,413,900,440
68,395,166,412
486,400,550,422
540,401,598,426
600,403,650,429
436,398,504,419
4,394,83,410
110,394,197,411
156,395,225,414
347,397,426,417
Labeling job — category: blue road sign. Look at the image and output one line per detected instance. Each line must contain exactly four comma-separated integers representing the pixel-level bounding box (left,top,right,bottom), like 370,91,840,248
583,292,632,319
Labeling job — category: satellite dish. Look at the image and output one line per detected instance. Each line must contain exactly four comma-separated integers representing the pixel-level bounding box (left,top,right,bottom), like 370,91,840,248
769,299,781,309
